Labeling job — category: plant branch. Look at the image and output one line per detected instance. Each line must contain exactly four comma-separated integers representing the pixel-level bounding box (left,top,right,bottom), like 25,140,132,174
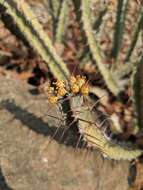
0,0,69,80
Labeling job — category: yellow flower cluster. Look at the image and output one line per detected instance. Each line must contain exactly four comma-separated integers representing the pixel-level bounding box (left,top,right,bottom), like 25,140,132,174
45,75,89,104
70,75,89,95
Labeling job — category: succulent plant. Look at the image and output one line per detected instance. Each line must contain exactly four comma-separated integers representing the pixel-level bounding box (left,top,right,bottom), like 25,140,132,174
0,0,143,160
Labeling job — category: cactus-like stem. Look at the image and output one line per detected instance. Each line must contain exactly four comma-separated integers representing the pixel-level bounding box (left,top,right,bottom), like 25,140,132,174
49,0,62,19
133,56,143,132
111,0,129,63
93,7,107,32
125,7,143,63
81,0,123,96
49,0,62,37
0,0,69,80
71,95,143,160
72,0,81,24
55,0,69,43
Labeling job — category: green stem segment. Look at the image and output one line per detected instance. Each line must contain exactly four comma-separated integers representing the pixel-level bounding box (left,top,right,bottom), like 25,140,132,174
125,7,143,62
111,0,129,62
0,0,69,80
71,96,143,160
55,0,69,43
81,0,122,96
133,56,143,132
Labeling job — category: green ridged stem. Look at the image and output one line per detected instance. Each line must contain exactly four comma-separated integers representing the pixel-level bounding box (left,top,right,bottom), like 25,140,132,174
49,0,61,19
0,0,69,80
133,56,143,131
71,96,143,160
125,7,143,63
49,0,62,37
55,0,69,43
81,0,123,96
111,0,129,63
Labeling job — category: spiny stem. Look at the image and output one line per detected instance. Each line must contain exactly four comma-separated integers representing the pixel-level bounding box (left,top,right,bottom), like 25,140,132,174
111,0,129,63
71,96,143,160
49,0,62,19
93,7,107,32
125,6,143,63
49,0,62,37
55,0,69,43
81,0,123,96
133,56,143,132
0,0,69,80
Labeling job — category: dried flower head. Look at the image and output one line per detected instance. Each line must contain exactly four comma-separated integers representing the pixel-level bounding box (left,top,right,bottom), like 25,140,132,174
76,75,86,88
48,95,58,104
53,80,65,89
70,76,77,84
57,87,68,97
47,87,55,94
80,84,89,95
43,75,89,105
70,83,80,94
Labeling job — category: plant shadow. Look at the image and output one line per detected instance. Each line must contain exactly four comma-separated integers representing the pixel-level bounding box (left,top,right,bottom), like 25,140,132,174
0,167,13,190
1,99,85,148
